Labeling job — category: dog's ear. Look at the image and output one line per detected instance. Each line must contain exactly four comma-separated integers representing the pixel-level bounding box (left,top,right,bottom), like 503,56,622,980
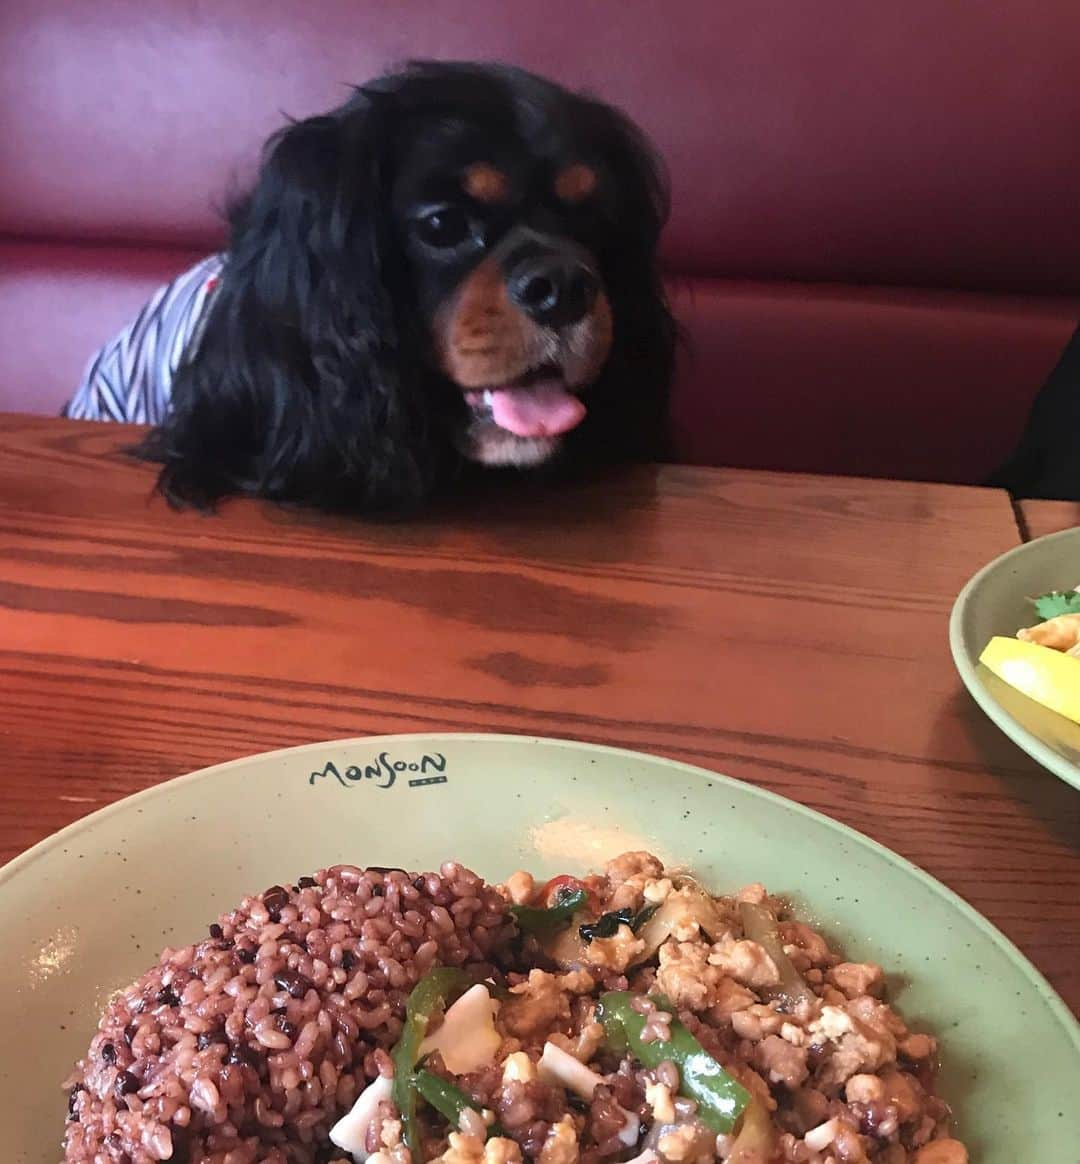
138,94,448,514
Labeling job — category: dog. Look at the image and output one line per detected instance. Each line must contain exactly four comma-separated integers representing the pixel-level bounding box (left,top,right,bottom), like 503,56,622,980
66,61,676,515
989,322,1080,500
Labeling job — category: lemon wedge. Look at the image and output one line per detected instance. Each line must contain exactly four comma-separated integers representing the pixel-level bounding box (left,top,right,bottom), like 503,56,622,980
979,636,1080,725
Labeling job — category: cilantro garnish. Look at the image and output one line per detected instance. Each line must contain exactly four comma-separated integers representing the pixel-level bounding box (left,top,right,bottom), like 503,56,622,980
1032,590,1080,620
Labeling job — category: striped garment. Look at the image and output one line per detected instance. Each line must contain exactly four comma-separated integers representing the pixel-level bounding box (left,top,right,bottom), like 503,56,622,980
65,254,225,424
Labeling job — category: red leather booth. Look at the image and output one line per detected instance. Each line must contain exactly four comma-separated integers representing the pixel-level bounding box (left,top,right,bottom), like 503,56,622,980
3,1,1079,483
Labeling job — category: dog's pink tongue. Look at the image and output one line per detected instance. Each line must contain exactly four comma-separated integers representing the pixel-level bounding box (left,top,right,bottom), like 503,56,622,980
488,379,586,437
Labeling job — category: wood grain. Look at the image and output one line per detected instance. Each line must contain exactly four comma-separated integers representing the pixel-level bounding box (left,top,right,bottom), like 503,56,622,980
1,414,1077,1014
1018,499,1080,542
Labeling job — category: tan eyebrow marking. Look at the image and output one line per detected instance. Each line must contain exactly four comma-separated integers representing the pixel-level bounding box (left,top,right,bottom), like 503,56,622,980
463,163,510,203
554,163,598,202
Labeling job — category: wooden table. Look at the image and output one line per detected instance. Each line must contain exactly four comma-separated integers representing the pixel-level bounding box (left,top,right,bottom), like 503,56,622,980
1018,499,1080,541
2,414,1077,1014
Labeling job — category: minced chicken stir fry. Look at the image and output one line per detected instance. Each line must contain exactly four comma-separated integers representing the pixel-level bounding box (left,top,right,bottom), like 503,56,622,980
63,853,967,1164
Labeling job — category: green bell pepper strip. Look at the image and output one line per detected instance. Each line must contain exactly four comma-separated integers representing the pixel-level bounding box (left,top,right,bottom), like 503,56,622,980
509,886,588,936
415,1069,504,1138
596,991,750,1133
391,967,470,1158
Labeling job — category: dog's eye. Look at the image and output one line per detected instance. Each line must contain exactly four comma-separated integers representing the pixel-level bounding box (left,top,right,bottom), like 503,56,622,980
414,207,471,249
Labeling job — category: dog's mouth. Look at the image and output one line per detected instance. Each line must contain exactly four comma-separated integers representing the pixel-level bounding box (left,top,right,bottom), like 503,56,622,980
462,363,587,439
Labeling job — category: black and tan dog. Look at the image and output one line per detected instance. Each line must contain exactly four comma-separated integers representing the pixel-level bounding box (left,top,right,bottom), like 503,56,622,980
69,61,676,515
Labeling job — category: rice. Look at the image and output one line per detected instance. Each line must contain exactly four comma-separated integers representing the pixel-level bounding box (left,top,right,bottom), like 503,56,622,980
63,864,516,1163
64,853,969,1164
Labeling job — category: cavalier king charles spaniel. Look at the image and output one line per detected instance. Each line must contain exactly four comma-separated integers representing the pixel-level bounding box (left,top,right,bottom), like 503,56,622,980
69,61,676,515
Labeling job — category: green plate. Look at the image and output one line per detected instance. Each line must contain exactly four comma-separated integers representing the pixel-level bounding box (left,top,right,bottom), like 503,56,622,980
950,526,1080,791
2,734,1076,1161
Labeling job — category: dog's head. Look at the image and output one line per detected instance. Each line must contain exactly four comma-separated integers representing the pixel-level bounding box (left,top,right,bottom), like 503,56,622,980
386,63,659,469
149,61,675,513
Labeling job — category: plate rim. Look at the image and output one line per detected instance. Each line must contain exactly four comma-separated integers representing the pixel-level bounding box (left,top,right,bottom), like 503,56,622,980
4,730,1077,1049
948,525,1080,791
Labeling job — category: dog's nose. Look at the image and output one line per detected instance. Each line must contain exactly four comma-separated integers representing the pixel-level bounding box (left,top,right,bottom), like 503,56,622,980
507,255,599,328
